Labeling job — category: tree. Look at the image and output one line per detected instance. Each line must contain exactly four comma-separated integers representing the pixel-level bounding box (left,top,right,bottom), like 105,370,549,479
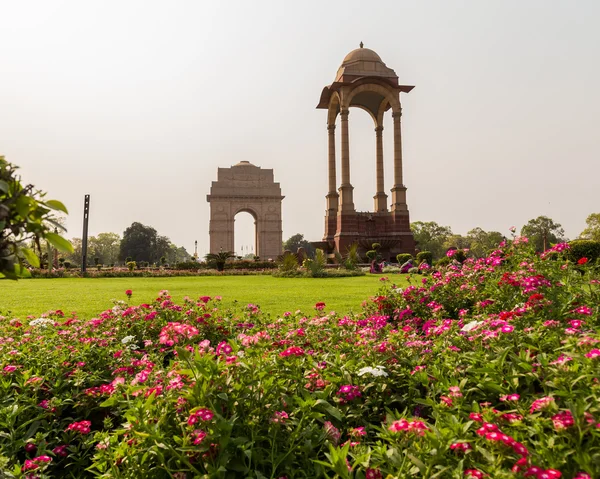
63,238,83,266
119,222,160,263
521,216,566,253
166,244,191,264
282,233,315,257
410,221,452,260
442,234,472,252
89,232,121,265
580,213,600,242
466,228,505,258
0,156,73,278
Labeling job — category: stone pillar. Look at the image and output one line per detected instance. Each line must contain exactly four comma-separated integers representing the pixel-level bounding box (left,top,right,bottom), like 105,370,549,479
391,109,407,211
373,125,387,212
338,109,354,212
326,124,339,212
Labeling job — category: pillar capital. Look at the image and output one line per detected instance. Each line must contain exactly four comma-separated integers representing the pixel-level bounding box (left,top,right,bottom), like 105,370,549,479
327,124,336,132
392,109,403,119
339,109,350,118
374,125,384,133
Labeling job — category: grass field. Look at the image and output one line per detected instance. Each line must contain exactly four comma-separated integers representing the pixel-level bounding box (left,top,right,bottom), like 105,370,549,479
0,274,403,319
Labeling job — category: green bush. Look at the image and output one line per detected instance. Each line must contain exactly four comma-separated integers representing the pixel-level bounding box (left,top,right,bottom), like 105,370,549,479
416,251,433,265
303,249,326,277
366,250,377,261
278,252,299,274
567,240,600,263
396,253,413,264
126,261,136,271
436,257,451,267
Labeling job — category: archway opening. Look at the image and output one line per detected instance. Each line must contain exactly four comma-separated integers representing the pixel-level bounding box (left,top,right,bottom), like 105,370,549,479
344,107,378,212
234,211,257,259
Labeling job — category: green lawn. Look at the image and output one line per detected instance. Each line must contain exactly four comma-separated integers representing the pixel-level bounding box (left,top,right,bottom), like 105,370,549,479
0,275,403,319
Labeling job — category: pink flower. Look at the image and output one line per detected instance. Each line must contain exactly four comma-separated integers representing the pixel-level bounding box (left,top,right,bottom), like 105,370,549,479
448,386,463,397
125,289,132,298
158,322,199,346
191,429,207,445
530,396,555,414
366,468,382,479
315,302,326,311
65,420,91,434
389,419,409,432
188,408,214,426
585,349,600,359
500,393,520,402
271,410,288,424
336,384,361,402
464,470,483,478
501,324,514,333
450,442,472,453
52,445,69,457
279,346,305,357
22,455,52,471
324,421,340,445
551,410,574,430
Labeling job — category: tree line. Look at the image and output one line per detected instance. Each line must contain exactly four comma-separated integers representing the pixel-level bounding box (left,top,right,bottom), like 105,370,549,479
282,214,600,262
62,222,191,267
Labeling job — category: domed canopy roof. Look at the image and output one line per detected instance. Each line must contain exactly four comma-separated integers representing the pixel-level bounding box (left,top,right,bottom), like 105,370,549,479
335,43,398,83
342,47,383,63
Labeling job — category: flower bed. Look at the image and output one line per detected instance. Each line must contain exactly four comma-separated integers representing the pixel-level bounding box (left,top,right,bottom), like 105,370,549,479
26,268,275,278
0,238,599,478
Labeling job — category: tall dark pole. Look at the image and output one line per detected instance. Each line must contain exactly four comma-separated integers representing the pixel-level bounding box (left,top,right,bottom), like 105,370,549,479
81,195,90,274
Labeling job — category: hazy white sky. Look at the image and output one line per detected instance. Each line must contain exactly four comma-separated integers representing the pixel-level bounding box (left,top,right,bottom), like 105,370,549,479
1,0,599,256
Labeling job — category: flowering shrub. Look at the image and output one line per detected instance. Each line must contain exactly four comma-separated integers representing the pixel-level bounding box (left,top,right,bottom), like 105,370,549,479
0,236,599,477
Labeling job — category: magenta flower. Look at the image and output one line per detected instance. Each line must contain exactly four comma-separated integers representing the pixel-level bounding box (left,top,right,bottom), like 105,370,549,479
22,455,52,471
585,349,600,359
65,420,91,434
188,408,214,426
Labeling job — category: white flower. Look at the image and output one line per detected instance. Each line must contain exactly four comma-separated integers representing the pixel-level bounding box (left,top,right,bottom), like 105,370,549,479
29,318,54,328
237,350,245,358
461,320,482,332
357,365,388,377
121,335,135,344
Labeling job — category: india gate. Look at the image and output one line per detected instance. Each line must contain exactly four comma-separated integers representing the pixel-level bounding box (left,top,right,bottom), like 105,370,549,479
317,43,415,259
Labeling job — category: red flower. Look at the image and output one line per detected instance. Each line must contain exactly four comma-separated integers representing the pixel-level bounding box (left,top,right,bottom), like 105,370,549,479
125,289,133,298
578,257,588,265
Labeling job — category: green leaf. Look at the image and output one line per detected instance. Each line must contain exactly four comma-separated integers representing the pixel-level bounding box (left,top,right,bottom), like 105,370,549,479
45,232,74,253
21,247,40,267
407,453,426,473
99,396,118,408
314,399,342,421
0,179,8,193
44,199,69,214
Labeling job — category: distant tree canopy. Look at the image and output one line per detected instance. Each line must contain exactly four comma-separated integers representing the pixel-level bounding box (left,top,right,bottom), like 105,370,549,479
119,222,190,264
579,213,600,242
410,221,452,260
282,233,315,257
89,232,121,265
521,216,566,253
465,228,505,258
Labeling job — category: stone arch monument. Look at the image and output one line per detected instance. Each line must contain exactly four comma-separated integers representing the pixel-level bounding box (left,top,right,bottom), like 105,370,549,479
207,161,284,260
316,43,416,259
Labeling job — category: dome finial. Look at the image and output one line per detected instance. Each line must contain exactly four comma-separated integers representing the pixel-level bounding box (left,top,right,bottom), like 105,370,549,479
359,41,364,48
